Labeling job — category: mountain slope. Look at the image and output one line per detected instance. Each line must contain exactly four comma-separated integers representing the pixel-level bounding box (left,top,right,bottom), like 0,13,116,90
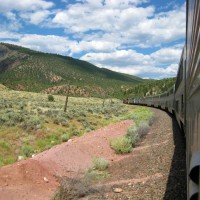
0,43,144,98
125,77,176,98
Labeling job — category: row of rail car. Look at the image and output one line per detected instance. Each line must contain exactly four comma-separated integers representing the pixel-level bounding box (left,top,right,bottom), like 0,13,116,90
124,1,200,199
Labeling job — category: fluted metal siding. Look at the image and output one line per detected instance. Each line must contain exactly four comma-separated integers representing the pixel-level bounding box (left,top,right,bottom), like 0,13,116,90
186,0,200,199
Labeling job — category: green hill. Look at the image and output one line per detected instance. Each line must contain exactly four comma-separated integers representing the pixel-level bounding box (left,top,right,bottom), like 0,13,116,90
124,77,176,98
0,43,144,98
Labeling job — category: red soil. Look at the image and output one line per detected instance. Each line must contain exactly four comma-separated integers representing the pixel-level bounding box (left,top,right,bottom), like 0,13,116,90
0,120,132,200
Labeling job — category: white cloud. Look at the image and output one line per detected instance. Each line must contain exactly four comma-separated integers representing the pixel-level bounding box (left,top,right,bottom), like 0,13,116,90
104,0,149,8
71,40,119,53
136,5,185,46
80,45,183,79
0,19,22,31
98,64,178,79
52,3,154,34
0,1,54,29
0,31,22,39
4,12,17,21
20,10,51,25
81,50,151,66
3,34,76,55
51,1,185,48
150,47,182,64
0,1,185,53
0,0,54,12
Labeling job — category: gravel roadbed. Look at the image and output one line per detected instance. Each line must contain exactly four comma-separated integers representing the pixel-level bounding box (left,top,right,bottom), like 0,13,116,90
87,108,187,200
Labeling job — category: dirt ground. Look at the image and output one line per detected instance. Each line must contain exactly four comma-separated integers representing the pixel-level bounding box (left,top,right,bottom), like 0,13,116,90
0,108,186,200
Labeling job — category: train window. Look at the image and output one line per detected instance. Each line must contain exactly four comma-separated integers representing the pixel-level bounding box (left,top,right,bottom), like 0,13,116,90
176,100,179,112
181,95,184,114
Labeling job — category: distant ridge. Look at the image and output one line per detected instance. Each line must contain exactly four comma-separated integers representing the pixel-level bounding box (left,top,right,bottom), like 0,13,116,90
0,43,144,98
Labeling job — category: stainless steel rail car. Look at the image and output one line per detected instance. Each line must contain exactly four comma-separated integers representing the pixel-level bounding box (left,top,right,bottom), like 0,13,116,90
165,85,175,113
174,47,186,129
185,0,200,199
124,1,200,198
139,84,175,113
123,98,143,105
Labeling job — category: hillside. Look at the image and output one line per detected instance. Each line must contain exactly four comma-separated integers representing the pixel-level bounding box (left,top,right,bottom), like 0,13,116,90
125,77,176,98
0,43,144,98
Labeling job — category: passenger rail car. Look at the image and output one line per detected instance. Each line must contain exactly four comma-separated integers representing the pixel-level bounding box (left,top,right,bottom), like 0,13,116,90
124,1,200,199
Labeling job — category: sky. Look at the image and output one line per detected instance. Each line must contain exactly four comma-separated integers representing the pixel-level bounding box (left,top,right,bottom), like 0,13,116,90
0,0,186,79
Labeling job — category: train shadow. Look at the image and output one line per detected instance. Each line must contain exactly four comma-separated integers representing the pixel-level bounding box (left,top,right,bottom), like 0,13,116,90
163,113,187,199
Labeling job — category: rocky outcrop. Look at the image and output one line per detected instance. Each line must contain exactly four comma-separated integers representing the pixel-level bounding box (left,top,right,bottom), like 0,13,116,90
0,43,28,72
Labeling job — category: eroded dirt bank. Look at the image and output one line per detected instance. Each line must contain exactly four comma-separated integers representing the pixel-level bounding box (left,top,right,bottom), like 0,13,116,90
0,120,133,200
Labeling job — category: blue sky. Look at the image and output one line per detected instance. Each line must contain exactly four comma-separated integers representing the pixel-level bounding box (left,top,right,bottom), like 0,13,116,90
0,0,185,79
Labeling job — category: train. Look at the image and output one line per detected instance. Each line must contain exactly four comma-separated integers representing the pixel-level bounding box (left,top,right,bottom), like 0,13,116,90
124,1,200,199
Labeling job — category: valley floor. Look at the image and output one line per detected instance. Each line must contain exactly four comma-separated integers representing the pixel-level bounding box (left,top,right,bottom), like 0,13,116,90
0,108,186,200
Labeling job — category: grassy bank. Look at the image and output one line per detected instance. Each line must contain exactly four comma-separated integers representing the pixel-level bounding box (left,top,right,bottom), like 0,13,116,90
0,89,134,166
110,107,155,154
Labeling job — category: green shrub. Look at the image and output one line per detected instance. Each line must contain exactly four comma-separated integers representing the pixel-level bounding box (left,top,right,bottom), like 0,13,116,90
124,107,153,149
36,135,59,150
92,157,109,171
19,101,26,110
6,121,16,127
48,94,54,102
37,108,43,114
87,108,93,113
21,144,34,157
82,121,90,128
47,134,60,144
77,117,85,122
126,107,154,126
0,156,15,167
44,110,54,117
53,116,67,125
66,114,73,120
110,136,132,154
13,112,26,123
148,114,156,125
85,128,92,132
61,134,70,142
79,111,87,117
137,121,150,138
0,114,9,125
85,169,110,180
72,130,79,136
0,140,11,150
127,125,140,147
90,126,95,131
37,139,50,150
61,121,69,127
22,117,43,130
0,111,26,126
